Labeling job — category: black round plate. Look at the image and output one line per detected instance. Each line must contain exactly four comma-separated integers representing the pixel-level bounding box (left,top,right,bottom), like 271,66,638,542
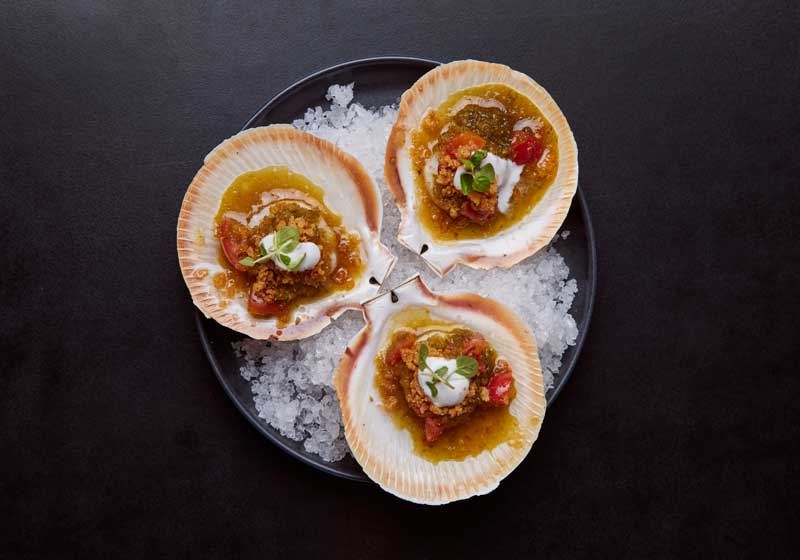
195,57,597,482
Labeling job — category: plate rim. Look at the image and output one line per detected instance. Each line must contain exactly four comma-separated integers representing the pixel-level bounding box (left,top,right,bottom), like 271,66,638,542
194,56,597,482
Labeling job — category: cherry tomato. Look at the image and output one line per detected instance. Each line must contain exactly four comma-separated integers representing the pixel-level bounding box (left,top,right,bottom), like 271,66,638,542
218,218,248,272
424,417,444,443
446,132,486,158
487,372,514,407
247,288,287,317
510,129,544,165
385,336,415,366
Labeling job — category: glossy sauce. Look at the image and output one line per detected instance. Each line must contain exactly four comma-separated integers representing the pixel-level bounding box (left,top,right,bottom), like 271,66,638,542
410,83,559,240
213,166,339,227
212,166,364,324
373,307,522,463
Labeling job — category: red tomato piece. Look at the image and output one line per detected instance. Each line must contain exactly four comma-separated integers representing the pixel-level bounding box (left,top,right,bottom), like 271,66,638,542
247,288,286,317
463,334,489,373
487,372,514,407
463,334,489,359
510,130,544,165
445,132,486,157
385,336,415,366
218,218,248,272
460,201,492,224
424,417,444,443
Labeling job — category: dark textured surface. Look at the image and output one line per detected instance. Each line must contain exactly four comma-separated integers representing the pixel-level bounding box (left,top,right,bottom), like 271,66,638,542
2,1,799,558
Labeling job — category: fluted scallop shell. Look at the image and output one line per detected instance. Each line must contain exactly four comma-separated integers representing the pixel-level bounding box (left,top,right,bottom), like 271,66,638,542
177,125,396,340
334,276,546,505
385,59,579,276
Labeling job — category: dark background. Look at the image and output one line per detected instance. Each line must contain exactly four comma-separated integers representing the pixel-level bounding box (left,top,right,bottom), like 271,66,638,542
2,1,799,557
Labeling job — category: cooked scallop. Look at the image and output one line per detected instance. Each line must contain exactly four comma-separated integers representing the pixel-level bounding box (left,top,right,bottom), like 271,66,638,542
177,125,395,340
385,59,578,276
334,275,546,505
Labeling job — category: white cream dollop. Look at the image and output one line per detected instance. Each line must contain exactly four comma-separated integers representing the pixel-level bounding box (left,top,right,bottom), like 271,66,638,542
451,152,524,215
260,233,321,272
418,357,470,408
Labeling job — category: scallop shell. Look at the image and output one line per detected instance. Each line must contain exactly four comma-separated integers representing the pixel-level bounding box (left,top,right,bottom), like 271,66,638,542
334,276,546,505
177,125,396,340
385,59,579,276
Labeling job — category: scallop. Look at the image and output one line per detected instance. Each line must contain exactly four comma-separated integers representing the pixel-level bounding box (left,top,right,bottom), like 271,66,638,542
177,125,395,340
334,276,546,505
385,59,579,276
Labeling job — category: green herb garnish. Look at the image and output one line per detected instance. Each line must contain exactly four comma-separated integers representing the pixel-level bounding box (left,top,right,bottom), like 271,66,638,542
238,226,306,271
458,150,494,195
470,150,487,166
419,344,428,368
286,253,305,271
418,344,479,398
426,381,438,398
454,355,478,378
274,226,300,252
459,173,474,193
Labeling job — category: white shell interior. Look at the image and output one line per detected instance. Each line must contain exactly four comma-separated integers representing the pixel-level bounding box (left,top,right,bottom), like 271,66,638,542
394,63,578,276
339,276,545,504
178,126,395,340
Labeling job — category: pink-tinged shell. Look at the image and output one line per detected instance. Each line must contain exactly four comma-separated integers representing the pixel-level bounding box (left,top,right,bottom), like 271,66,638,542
385,59,579,276
334,276,546,505
177,125,396,340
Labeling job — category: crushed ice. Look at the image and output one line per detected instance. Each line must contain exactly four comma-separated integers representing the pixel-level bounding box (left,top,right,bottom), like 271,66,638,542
233,85,578,462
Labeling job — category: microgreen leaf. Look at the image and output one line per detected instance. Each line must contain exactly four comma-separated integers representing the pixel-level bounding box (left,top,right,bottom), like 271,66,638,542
459,173,473,195
473,174,491,192
470,150,487,167
418,345,477,399
259,239,276,257
480,162,495,182
472,161,495,193
454,355,479,378
285,252,306,271
459,158,474,172
279,254,291,266
274,226,300,252
281,238,299,253
239,257,256,267
426,381,438,398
